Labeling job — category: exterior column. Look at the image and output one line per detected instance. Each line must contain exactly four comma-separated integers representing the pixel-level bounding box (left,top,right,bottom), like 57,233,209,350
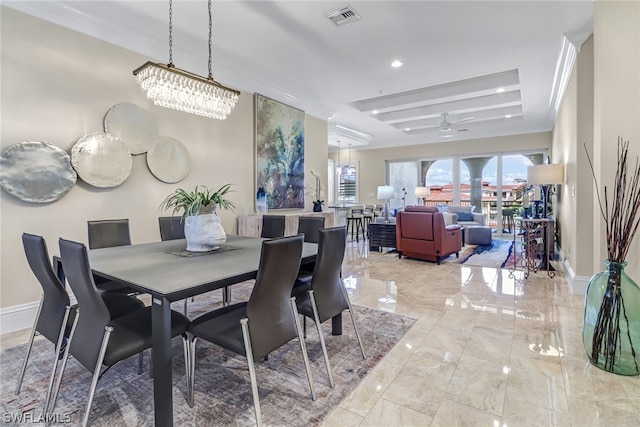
420,160,436,185
461,157,492,212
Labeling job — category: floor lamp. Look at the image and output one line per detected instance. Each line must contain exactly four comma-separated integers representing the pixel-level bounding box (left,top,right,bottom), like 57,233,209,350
526,163,565,270
377,185,395,223
415,186,430,206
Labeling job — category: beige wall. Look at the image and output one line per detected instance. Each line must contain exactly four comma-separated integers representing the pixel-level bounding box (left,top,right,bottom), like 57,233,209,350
593,0,640,280
331,132,552,205
552,36,595,278
553,0,640,280
0,8,327,309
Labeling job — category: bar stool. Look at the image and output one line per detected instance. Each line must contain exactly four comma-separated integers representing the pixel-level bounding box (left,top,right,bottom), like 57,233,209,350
363,205,375,231
502,208,515,233
346,207,364,242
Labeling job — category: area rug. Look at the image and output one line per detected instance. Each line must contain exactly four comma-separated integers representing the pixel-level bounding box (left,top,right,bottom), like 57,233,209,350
458,239,515,268
0,283,415,426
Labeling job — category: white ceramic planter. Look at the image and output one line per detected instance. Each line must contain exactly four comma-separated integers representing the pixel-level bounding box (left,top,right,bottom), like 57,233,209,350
184,213,227,252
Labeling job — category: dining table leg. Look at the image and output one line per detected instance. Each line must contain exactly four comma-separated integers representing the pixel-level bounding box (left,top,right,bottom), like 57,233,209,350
152,296,174,427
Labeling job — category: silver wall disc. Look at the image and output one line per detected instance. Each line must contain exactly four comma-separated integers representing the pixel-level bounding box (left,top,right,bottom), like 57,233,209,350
0,141,77,203
71,132,132,188
104,103,157,155
146,136,190,183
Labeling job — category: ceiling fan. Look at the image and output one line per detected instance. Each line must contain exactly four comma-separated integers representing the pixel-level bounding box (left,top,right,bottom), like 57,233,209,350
438,113,474,132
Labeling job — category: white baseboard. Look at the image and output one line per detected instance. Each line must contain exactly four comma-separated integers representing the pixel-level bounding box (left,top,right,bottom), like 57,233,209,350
1,295,77,336
560,257,590,295
0,300,40,335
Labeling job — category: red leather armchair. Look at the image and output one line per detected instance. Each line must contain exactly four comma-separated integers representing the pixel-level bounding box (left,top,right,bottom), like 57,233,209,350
396,206,462,264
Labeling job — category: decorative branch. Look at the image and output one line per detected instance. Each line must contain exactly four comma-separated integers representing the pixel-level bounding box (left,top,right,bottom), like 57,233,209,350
584,137,640,263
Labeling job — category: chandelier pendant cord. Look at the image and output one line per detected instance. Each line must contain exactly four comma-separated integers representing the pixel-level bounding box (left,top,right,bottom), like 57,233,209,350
168,0,173,67
208,0,213,80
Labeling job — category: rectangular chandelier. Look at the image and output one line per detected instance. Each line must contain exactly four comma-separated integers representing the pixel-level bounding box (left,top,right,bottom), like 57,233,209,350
133,61,240,120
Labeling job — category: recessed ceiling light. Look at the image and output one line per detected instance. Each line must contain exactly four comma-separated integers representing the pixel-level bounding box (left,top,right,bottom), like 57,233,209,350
496,87,505,93
441,134,453,138
505,114,512,118
391,60,403,68
372,110,379,115
404,127,411,131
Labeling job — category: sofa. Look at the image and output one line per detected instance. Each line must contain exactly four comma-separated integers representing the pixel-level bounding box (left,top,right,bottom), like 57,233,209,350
446,205,486,227
396,206,462,264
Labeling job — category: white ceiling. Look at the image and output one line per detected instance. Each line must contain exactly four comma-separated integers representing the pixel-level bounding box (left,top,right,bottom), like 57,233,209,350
5,1,593,151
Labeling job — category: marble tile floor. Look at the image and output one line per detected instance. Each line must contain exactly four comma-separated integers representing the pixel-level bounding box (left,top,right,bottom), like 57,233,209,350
3,238,639,426
322,239,640,427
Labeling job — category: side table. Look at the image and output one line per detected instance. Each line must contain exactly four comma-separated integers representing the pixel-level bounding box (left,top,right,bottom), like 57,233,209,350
368,222,397,252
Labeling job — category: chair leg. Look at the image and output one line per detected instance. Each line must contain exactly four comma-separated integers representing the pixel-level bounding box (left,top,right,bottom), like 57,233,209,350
308,291,335,388
187,337,197,408
223,287,231,306
181,334,191,407
290,297,317,401
137,352,144,375
240,318,263,427
15,296,43,395
81,326,113,427
43,306,71,414
47,308,80,417
340,282,366,359
303,315,307,339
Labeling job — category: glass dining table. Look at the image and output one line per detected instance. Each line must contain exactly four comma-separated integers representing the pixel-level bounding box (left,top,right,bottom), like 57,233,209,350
66,234,318,426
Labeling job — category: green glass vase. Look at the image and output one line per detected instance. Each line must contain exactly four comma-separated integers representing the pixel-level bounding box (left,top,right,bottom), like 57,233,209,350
583,260,640,375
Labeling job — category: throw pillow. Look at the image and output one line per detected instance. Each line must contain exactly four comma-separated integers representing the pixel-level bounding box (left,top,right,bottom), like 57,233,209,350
456,212,474,221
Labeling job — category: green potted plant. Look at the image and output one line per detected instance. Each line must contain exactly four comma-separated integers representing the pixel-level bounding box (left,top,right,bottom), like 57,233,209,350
159,184,236,252
159,184,236,218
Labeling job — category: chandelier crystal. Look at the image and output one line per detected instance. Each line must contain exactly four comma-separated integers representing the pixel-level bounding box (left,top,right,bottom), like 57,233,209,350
133,0,239,120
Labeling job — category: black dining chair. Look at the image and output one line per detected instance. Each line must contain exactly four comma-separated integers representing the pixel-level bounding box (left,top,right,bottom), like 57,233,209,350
87,219,138,294
260,215,286,238
50,239,190,427
159,216,185,241
295,217,325,284
16,233,146,415
87,219,131,249
186,234,316,427
297,216,325,244
293,226,366,388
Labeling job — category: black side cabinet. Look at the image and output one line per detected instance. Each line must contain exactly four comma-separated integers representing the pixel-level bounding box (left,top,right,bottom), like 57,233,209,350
368,222,397,252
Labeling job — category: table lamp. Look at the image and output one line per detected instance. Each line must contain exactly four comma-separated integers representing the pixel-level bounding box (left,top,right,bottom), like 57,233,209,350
526,164,565,218
414,186,430,206
377,185,395,223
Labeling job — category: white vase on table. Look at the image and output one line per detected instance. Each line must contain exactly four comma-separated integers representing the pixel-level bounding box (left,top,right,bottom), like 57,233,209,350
184,213,226,252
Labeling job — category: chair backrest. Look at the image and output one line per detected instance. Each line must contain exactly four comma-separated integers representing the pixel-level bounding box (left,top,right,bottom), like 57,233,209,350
158,216,185,241
22,233,71,343
260,215,286,238
58,238,111,372
297,216,325,243
310,226,349,323
246,234,304,361
87,219,131,249
347,207,363,218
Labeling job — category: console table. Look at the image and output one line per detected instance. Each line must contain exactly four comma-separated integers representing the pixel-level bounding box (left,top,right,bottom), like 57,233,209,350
238,211,335,238
368,222,397,252
513,218,555,278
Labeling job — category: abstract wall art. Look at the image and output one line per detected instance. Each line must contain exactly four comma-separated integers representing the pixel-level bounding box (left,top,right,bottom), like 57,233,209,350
255,94,305,209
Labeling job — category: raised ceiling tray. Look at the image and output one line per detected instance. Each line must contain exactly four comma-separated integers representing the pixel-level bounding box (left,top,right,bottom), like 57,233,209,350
71,132,132,188
104,103,157,155
0,141,77,203
146,136,190,183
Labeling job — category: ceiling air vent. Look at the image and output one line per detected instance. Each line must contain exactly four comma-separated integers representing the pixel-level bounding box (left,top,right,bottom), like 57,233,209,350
325,5,361,27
